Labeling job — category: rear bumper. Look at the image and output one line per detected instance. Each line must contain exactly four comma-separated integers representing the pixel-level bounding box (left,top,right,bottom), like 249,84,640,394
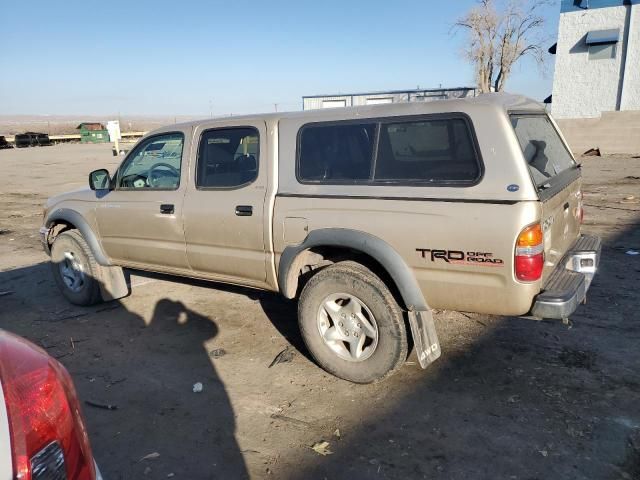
530,234,601,320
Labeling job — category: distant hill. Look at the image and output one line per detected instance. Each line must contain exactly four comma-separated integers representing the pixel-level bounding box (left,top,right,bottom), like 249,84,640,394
0,115,204,136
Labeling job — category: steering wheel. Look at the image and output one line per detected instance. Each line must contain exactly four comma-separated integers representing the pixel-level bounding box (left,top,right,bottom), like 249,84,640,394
148,163,179,187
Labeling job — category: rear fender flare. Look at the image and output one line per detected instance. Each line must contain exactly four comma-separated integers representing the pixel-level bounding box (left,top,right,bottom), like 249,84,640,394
278,228,429,311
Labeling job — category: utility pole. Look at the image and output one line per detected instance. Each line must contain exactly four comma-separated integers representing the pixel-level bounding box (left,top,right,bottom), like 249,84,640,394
274,103,278,112
209,99,213,118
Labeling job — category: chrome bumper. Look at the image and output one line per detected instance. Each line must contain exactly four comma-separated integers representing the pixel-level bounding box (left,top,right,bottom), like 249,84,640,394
531,234,601,320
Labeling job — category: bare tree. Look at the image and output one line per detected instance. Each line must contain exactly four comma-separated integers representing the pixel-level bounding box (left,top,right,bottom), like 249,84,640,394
454,0,550,93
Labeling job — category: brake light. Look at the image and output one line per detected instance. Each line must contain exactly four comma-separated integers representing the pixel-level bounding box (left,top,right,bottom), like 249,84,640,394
515,223,544,282
0,332,95,480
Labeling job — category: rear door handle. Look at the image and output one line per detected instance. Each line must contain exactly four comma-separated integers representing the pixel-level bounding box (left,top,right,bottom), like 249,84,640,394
160,204,175,214
235,205,253,216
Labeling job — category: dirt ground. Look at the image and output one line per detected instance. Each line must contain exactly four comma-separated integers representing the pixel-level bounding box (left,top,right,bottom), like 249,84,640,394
1,143,639,480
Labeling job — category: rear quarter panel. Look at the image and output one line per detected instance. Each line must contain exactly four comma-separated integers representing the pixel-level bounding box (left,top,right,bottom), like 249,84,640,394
274,197,542,316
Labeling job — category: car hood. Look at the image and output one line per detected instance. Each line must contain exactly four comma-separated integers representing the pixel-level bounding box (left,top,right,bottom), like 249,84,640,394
44,188,97,211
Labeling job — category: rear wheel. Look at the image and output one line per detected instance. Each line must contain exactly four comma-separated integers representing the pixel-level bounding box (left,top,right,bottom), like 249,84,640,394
298,261,408,383
50,230,103,306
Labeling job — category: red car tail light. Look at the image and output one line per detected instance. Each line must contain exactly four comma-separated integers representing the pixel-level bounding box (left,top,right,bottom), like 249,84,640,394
0,331,95,480
515,223,544,282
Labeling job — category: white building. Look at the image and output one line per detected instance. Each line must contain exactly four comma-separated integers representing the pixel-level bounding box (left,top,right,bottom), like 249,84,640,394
551,0,640,119
302,87,477,111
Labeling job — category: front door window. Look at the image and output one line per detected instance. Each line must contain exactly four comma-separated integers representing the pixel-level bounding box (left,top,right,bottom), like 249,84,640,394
117,133,184,189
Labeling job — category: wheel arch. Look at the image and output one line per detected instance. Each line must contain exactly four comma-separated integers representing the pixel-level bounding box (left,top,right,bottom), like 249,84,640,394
278,228,429,311
45,208,111,266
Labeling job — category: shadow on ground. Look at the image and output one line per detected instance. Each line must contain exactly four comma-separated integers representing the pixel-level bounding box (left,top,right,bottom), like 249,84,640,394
126,270,309,361
0,262,250,479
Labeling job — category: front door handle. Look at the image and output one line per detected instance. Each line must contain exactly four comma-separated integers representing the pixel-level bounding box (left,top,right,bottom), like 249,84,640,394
160,204,175,214
235,205,253,216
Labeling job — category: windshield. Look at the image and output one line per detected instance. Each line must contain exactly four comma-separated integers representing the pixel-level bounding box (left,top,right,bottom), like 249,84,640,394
510,114,575,187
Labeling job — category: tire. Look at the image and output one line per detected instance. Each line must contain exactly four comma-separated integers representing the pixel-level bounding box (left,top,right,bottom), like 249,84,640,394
50,230,103,306
298,261,408,383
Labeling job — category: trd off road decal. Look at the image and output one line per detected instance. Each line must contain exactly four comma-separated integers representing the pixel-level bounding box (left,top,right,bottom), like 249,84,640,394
416,249,504,266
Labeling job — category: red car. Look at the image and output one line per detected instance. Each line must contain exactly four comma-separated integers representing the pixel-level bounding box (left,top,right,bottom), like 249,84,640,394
0,330,102,480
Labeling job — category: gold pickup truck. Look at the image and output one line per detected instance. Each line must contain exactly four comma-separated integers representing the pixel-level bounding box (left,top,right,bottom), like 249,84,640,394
40,94,601,383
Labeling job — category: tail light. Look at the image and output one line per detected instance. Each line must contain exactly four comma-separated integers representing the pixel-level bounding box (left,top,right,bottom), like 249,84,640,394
515,223,544,282
0,331,95,480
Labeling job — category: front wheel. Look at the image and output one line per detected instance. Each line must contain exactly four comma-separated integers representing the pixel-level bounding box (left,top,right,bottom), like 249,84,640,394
50,230,103,306
298,261,408,383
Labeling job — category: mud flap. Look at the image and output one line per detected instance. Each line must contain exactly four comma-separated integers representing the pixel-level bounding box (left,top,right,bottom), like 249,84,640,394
97,265,130,302
407,310,441,368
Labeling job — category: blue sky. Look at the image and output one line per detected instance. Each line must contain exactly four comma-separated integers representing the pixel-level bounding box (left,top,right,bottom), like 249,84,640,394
0,0,560,116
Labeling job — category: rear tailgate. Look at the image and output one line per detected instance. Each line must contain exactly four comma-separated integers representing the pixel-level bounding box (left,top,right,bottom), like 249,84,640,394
510,114,582,280
538,175,582,278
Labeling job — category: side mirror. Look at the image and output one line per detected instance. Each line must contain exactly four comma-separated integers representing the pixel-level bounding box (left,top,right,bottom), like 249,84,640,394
89,169,112,190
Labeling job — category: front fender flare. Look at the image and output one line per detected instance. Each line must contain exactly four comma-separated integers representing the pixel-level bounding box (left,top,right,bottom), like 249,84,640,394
45,208,111,266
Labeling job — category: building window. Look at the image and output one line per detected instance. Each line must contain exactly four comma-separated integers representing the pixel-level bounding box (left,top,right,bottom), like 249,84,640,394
588,43,616,60
366,97,393,105
585,28,619,61
321,99,347,109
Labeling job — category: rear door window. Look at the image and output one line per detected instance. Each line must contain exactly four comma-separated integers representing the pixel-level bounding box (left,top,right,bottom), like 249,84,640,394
196,127,259,188
510,115,576,187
